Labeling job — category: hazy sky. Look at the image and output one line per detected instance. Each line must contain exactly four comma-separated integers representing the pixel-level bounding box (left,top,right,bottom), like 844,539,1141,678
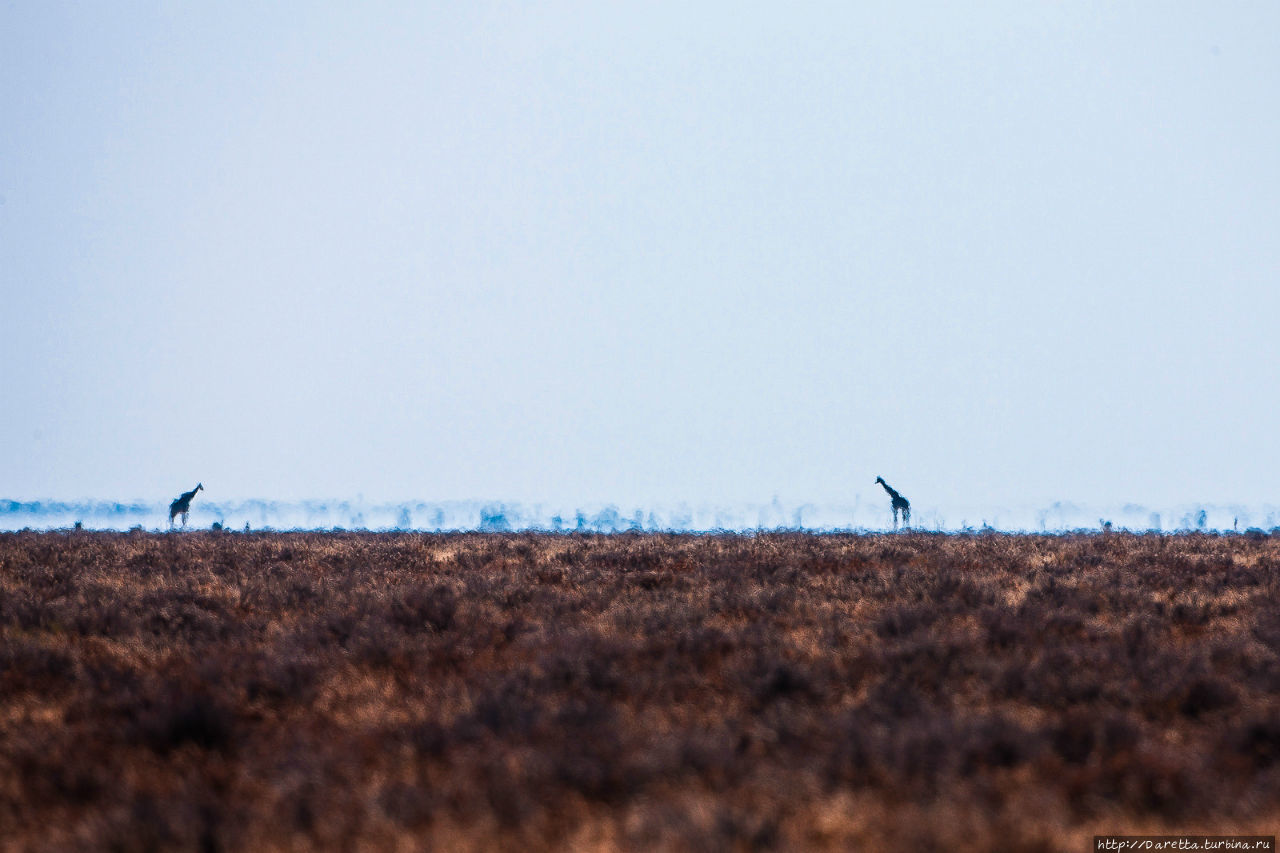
3,2,1278,509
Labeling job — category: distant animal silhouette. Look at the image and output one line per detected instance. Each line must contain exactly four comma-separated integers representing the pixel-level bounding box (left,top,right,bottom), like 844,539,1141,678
169,483,203,528
875,476,910,529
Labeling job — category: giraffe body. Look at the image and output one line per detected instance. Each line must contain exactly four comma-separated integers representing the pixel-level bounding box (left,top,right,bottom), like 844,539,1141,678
169,483,203,528
875,476,910,529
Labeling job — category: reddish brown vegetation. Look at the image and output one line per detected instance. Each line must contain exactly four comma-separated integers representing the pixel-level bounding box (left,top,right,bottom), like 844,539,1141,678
2,531,1279,850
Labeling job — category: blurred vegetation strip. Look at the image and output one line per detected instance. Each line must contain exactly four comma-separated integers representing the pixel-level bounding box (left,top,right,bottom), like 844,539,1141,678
2,531,1280,850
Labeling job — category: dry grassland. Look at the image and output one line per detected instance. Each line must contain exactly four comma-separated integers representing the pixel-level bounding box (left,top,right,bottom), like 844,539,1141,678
2,531,1279,850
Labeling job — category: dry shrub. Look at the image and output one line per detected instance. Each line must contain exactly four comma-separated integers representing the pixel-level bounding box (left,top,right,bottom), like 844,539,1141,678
2,530,1279,849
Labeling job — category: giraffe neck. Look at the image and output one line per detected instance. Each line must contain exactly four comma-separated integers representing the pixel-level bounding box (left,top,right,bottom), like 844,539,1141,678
879,481,901,501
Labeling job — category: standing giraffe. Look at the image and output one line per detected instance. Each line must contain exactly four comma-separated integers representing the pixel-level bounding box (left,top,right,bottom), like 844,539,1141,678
169,483,203,528
875,476,910,529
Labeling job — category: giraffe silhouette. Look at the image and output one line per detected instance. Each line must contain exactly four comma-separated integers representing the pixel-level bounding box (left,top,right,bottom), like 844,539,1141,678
169,483,203,528
875,476,910,529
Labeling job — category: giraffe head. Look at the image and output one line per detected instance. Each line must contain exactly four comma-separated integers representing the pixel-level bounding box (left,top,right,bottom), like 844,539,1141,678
874,476,885,486
196,483,204,492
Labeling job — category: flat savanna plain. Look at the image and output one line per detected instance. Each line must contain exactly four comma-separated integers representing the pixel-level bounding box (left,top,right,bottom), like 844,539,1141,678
2,532,1279,851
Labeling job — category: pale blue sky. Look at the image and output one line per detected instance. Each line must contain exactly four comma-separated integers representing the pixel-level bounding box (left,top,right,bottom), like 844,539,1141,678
3,2,1278,509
